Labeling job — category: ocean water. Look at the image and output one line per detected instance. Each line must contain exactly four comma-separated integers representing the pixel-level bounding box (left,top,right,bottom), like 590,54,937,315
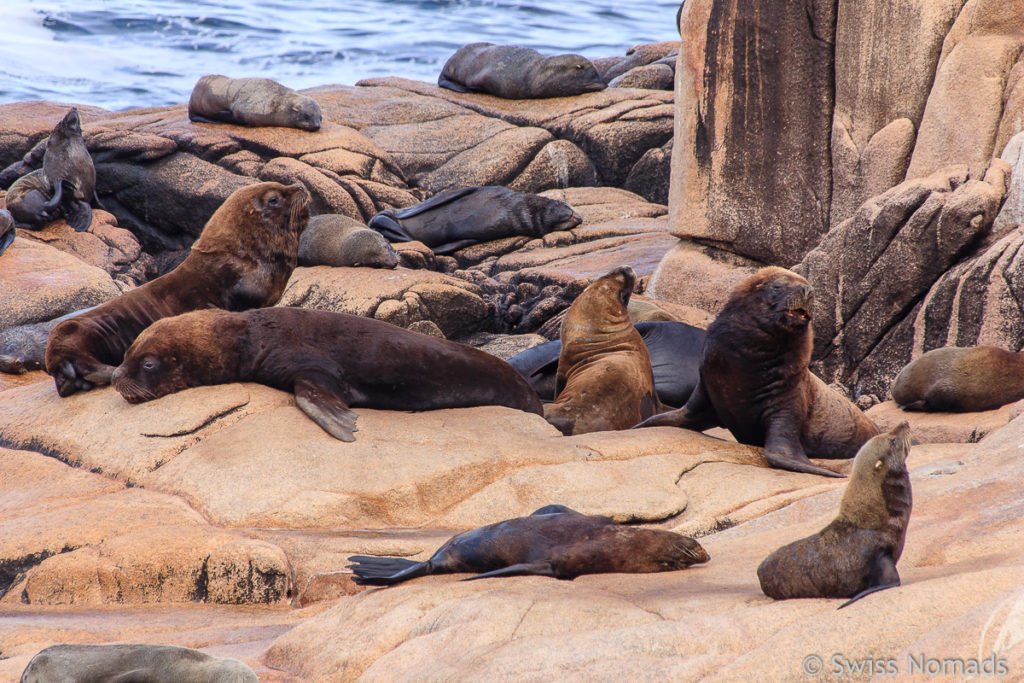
0,0,681,111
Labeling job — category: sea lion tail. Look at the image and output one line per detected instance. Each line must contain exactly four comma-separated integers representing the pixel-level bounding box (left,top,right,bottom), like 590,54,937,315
346,556,429,586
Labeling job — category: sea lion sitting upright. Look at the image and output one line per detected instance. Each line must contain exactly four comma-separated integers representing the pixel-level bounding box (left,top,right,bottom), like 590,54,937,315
0,208,13,256
757,422,912,608
45,182,309,397
543,266,658,435
20,643,258,683
298,213,398,268
636,267,879,478
438,43,607,99
369,186,582,255
188,74,322,131
347,504,709,585
5,108,96,231
891,345,1024,412
112,307,543,441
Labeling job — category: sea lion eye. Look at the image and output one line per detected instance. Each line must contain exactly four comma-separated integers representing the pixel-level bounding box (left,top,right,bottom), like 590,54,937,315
267,194,280,207
142,358,158,373
576,63,584,69
874,459,883,471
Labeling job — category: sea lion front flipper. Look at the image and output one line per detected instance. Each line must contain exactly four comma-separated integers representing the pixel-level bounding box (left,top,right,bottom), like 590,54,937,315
431,238,479,255
392,187,479,219
65,200,93,232
188,110,235,125
763,428,846,478
897,400,927,412
462,562,558,580
81,364,115,385
293,374,359,442
837,553,901,609
437,76,472,93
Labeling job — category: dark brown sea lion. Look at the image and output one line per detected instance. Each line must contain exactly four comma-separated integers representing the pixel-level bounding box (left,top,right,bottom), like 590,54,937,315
438,43,606,99
298,214,398,268
112,306,543,441
20,643,258,683
543,266,658,435
368,186,582,255
508,321,704,406
891,345,1024,412
636,267,879,478
5,108,96,231
45,182,309,397
188,74,322,131
347,504,709,584
757,422,912,608
0,208,13,257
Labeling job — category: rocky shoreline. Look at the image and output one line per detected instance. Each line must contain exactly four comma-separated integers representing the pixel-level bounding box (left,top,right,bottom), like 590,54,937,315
2,8,1024,681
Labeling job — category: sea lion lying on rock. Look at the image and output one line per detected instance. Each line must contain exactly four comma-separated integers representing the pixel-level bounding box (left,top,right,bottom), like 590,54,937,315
112,307,543,441
543,266,659,435
299,213,398,268
636,267,879,478
45,182,309,397
438,42,606,98
347,504,709,584
891,345,1024,412
368,186,582,255
20,643,258,683
0,208,13,257
5,108,97,232
188,74,322,131
757,422,912,608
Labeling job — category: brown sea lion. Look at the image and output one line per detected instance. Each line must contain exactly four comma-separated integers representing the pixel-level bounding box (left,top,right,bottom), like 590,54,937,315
636,267,879,478
188,74,322,131
438,43,606,99
347,504,709,584
298,213,398,268
757,422,912,608
369,186,582,255
5,108,96,231
20,643,258,683
45,182,309,397
112,306,543,441
891,345,1024,412
543,266,658,435
0,208,13,256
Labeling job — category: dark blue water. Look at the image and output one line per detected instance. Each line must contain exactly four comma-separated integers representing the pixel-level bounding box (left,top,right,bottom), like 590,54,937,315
0,0,681,111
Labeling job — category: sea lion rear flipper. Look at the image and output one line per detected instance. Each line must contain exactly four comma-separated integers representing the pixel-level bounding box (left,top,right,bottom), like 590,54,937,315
633,381,721,430
294,374,359,442
367,212,412,243
346,555,429,586
463,562,558,580
837,554,901,609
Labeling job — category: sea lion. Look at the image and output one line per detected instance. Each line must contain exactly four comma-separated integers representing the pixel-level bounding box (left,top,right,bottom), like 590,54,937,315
542,266,658,435
369,186,582,255
0,208,13,256
636,267,879,478
112,306,543,441
438,42,606,99
298,213,398,268
0,311,86,374
757,422,912,608
20,643,258,683
347,504,709,584
45,182,309,397
5,108,96,231
508,320,704,406
188,74,322,131
891,345,1024,412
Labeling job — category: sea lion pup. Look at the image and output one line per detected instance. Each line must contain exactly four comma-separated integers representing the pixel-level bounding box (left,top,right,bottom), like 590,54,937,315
636,267,879,478
347,504,709,585
0,208,13,256
6,108,96,231
891,345,1024,412
757,422,912,608
369,186,582,255
20,643,258,683
438,42,607,99
508,320,704,406
112,307,543,441
45,182,309,397
188,74,322,131
543,266,658,435
299,213,398,268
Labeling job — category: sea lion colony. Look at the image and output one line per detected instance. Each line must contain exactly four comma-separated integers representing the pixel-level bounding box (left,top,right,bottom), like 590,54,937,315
3,40,1002,677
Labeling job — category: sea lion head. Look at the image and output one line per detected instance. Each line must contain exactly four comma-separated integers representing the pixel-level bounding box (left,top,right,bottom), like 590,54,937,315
541,198,583,232
732,266,814,335
540,54,607,95
289,94,322,131
112,310,243,404
839,421,911,527
194,181,310,255
628,530,710,571
50,108,82,142
564,265,636,334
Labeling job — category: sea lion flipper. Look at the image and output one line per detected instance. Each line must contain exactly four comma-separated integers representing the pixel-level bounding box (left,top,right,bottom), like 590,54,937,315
530,504,581,516
764,415,846,478
837,552,901,608
392,187,480,219
0,229,14,258
294,375,359,442
66,201,93,232
762,444,846,478
462,562,557,580
897,400,927,412
81,364,115,385
367,212,412,243
437,76,472,93
431,239,479,255
346,556,430,586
